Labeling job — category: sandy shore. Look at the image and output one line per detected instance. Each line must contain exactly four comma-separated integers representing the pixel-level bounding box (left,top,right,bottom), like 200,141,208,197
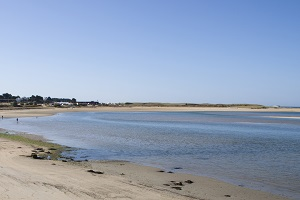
1,106,300,119
0,137,289,200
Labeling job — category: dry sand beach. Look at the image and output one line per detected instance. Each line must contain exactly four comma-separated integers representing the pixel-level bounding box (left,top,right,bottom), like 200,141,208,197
0,107,297,200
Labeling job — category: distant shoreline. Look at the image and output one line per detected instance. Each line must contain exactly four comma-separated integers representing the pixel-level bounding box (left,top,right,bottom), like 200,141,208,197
1,106,300,119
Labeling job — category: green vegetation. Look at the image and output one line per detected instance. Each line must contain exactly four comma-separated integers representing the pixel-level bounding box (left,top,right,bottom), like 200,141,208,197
0,92,269,109
0,92,79,108
0,132,64,160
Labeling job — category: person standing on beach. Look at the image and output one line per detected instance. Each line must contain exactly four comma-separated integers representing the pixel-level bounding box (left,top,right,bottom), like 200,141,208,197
16,118,18,122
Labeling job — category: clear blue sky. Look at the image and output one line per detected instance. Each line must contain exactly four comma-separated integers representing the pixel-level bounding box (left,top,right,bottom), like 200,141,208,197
1,0,299,106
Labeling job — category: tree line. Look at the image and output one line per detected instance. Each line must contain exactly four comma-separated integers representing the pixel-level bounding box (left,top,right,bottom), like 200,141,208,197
0,93,76,106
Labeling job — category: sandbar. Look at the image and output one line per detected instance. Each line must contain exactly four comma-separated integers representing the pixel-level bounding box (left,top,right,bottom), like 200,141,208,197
1,106,300,119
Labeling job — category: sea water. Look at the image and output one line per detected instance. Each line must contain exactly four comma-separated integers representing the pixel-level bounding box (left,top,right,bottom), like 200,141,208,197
0,111,299,199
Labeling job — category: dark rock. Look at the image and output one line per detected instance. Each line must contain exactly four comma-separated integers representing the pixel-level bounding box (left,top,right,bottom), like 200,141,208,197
120,173,125,175
185,180,194,184
157,170,165,172
173,167,183,170
174,182,183,186
17,147,22,148
163,184,170,186
87,169,104,174
224,195,231,197
171,186,182,190
48,148,57,151
167,171,174,173
36,148,44,151
32,154,43,159
62,160,67,162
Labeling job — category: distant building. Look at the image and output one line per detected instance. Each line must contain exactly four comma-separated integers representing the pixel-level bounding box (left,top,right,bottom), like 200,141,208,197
76,101,99,106
54,102,73,106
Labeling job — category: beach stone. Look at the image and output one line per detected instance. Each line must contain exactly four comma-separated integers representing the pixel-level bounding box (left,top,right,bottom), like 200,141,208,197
87,169,104,174
173,167,183,170
167,171,174,173
31,153,37,158
224,195,231,197
157,170,165,172
48,148,57,150
32,154,43,159
171,186,182,190
185,180,194,184
174,182,183,186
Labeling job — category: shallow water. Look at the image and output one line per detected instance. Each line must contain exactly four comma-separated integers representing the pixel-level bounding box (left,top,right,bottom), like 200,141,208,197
1,111,299,199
